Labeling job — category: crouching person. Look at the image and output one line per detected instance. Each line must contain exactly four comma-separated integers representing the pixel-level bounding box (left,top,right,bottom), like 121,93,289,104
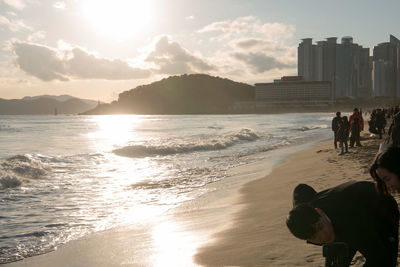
286,181,399,267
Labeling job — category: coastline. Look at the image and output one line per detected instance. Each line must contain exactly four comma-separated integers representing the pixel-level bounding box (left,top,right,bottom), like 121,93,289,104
4,129,383,267
194,131,384,266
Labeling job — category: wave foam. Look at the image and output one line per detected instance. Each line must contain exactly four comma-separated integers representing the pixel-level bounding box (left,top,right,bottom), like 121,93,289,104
0,155,50,189
114,128,260,158
297,125,328,131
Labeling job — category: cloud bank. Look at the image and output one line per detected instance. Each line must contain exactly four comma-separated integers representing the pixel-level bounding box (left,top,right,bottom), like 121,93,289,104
13,42,151,81
8,15,296,84
198,16,297,76
231,52,293,73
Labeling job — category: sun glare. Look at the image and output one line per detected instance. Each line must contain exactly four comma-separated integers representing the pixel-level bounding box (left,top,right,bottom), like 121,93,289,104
82,0,154,39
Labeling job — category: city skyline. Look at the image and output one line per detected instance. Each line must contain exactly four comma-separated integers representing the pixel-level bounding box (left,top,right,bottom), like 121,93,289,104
1,0,400,102
298,34,400,98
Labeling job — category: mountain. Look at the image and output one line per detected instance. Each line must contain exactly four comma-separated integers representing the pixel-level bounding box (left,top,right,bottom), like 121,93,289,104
82,74,255,115
0,96,98,115
22,94,98,106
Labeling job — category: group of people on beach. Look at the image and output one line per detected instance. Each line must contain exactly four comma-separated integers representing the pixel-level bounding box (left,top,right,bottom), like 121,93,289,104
368,108,387,139
332,106,400,155
331,108,364,155
367,106,400,147
286,106,400,266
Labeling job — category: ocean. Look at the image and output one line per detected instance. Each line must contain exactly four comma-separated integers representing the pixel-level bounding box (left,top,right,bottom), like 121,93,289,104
0,113,332,264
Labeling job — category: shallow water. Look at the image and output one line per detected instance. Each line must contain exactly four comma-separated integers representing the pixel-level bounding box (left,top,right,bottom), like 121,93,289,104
0,114,332,263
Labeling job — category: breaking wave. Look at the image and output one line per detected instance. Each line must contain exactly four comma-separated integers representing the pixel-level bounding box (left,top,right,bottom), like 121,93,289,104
114,128,261,158
0,155,50,189
297,125,328,131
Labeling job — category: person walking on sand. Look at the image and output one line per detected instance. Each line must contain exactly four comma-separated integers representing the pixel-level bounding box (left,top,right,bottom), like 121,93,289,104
349,108,363,147
331,112,341,149
337,116,350,155
287,181,399,267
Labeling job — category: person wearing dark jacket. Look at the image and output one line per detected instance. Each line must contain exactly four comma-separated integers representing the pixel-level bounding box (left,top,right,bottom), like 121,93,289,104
375,109,387,139
287,181,399,267
337,116,350,155
331,112,341,149
388,111,400,147
349,108,364,147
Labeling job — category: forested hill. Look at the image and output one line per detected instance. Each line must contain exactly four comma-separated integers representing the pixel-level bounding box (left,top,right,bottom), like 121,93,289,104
0,96,98,115
82,74,255,114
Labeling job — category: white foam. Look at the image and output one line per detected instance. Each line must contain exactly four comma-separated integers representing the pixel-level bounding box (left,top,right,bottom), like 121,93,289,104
0,154,50,189
114,128,262,158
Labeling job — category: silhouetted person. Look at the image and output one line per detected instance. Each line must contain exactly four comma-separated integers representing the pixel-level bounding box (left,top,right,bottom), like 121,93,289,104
337,116,350,155
376,109,387,139
369,109,378,134
389,111,400,147
332,112,341,149
286,181,399,267
349,108,363,147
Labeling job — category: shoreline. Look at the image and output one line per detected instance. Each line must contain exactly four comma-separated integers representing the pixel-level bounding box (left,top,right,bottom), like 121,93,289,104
4,129,383,266
3,135,329,267
194,130,384,266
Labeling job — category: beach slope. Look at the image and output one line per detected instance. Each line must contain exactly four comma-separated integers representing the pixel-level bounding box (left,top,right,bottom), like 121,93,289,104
195,134,382,266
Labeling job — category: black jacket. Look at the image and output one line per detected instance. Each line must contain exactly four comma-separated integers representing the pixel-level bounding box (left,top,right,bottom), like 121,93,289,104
312,181,399,267
332,116,341,132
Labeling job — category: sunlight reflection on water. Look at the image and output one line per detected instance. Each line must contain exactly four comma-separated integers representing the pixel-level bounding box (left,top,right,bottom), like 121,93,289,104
0,113,332,263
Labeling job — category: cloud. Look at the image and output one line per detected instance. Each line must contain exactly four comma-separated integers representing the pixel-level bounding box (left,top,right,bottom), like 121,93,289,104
67,48,150,80
27,30,46,42
258,23,295,41
3,0,26,9
199,17,295,40
195,16,297,77
145,36,215,75
0,15,31,32
53,1,66,9
12,42,151,81
231,52,295,73
198,16,255,34
13,42,68,81
233,38,279,51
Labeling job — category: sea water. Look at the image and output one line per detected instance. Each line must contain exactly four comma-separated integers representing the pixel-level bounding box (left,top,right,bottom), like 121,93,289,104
0,113,332,263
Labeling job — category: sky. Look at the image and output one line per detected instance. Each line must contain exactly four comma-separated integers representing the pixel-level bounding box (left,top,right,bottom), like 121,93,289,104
1,0,400,102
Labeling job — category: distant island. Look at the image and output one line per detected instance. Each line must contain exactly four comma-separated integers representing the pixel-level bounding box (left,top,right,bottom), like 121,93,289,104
81,74,255,115
0,95,98,115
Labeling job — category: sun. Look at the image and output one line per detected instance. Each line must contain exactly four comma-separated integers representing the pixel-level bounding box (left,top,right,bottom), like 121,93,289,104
82,0,154,39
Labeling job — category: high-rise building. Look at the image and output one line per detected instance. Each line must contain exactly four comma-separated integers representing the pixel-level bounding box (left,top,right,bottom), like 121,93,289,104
298,38,315,81
373,35,400,97
357,48,373,98
298,36,372,98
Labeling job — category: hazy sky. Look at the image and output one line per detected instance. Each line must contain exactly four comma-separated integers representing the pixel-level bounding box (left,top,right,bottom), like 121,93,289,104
1,0,400,102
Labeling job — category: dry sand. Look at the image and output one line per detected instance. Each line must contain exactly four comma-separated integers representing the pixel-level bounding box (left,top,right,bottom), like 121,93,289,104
194,131,388,267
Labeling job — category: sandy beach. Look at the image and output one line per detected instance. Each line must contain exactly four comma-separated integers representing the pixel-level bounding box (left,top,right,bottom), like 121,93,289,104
5,128,388,267
195,131,384,267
